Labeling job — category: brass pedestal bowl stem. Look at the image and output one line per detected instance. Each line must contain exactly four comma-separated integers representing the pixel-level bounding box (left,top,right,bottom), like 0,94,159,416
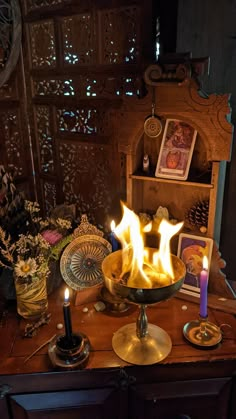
136,304,148,338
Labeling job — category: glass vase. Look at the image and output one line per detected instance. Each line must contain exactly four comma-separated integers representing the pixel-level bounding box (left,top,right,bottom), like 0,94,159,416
14,274,48,320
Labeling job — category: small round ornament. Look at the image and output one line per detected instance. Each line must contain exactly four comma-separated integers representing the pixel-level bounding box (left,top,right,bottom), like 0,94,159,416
144,115,162,138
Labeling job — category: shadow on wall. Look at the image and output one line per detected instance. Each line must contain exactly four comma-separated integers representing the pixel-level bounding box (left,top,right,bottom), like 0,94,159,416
220,127,236,280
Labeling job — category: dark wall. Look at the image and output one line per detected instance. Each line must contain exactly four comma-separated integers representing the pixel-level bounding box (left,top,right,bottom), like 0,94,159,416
153,0,178,55
176,0,236,280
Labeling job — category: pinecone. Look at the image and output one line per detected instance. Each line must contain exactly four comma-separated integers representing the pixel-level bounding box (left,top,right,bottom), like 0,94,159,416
186,199,209,229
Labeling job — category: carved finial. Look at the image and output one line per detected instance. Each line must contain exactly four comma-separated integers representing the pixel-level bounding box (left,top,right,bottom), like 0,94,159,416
73,214,104,238
144,53,210,86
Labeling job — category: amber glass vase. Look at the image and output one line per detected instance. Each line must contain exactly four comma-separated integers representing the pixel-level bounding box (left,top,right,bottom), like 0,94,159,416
14,274,48,319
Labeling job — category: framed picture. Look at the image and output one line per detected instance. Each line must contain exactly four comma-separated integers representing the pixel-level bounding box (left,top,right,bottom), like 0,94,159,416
177,233,213,296
155,119,197,180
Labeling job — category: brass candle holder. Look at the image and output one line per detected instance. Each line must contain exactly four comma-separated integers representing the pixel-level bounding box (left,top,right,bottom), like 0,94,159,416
183,315,222,347
102,249,186,365
48,332,90,370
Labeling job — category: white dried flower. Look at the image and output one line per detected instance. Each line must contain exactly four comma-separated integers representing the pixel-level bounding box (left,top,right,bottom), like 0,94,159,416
14,258,37,278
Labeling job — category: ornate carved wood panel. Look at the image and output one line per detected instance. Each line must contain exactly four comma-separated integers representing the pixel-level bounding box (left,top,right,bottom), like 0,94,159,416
0,0,34,198
20,0,154,228
0,66,34,199
0,0,22,87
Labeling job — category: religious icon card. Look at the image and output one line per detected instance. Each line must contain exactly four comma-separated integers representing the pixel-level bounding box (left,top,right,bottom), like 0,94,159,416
177,233,213,297
155,119,197,180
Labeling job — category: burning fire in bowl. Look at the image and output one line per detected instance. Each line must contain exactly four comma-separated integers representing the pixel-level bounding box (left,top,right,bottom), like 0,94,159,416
102,203,186,304
101,203,186,365
102,250,185,305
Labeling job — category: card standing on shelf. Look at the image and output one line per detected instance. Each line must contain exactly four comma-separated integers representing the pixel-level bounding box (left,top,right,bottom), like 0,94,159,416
155,119,197,181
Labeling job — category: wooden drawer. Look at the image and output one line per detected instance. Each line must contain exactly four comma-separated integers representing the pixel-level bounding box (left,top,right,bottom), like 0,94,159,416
129,377,232,419
8,387,125,419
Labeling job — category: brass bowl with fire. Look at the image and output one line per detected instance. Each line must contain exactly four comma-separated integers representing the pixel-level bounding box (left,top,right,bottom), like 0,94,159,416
101,203,186,366
103,249,185,305
102,249,186,366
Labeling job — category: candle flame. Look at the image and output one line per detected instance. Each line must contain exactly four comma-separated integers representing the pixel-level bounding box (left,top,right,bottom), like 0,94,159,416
111,220,116,232
202,255,208,270
114,202,183,288
64,288,69,301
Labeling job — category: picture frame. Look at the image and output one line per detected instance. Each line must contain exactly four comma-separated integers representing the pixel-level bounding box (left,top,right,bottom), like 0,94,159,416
177,233,213,297
155,119,197,180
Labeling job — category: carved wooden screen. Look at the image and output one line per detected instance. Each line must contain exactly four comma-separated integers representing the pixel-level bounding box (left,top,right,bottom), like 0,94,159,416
0,0,33,198
20,0,154,228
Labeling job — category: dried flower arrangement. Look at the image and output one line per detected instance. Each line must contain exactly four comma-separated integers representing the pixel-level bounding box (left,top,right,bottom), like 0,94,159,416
0,166,72,290
0,203,72,283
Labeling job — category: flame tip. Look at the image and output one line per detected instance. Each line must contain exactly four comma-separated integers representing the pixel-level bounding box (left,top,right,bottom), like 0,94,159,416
113,203,181,288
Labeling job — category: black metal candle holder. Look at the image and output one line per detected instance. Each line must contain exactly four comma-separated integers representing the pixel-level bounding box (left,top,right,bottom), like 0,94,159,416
48,332,90,370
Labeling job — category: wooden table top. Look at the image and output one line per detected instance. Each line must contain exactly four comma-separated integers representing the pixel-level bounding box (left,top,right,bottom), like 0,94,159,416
0,285,236,377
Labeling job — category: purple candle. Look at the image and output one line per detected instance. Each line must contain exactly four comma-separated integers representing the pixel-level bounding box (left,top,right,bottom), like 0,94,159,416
199,256,209,318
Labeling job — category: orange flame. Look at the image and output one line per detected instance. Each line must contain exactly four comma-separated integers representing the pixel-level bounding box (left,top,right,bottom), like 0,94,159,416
114,203,183,288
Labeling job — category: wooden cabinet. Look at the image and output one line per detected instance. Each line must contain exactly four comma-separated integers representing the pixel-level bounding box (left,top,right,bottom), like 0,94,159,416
113,55,233,296
0,370,234,419
1,292,236,419
117,58,233,242
0,368,235,419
